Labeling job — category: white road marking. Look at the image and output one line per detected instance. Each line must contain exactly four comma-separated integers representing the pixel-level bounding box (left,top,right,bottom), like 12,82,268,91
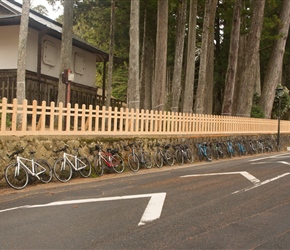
249,153,290,162
181,171,260,184
0,192,166,226
233,173,290,194
278,161,290,166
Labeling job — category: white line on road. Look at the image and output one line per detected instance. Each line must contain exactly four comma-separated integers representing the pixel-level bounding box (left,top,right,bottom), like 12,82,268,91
233,173,290,194
181,171,260,184
0,192,166,226
249,153,290,162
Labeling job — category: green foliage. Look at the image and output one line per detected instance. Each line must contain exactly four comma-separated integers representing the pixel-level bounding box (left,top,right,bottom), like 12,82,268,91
251,105,265,118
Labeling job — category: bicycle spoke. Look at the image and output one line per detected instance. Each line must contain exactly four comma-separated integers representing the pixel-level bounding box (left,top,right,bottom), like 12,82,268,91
5,163,29,190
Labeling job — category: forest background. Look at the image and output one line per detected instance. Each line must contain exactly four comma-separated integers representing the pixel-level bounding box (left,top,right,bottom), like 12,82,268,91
31,0,290,120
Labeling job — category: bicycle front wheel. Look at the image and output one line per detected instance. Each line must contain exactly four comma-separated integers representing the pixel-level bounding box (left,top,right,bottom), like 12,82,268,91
78,156,91,178
5,163,29,190
185,149,194,164
53,158,72,182
154,151,163,168
112,154,125,173
128,153,140,172
206,148,212,162
165,151,174,166
175,150,184,165
143,151,152,169
36,159,52,183
94,156,104,176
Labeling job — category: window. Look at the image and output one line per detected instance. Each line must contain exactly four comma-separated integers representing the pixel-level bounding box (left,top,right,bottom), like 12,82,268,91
43,40,56,66
74,53,85,75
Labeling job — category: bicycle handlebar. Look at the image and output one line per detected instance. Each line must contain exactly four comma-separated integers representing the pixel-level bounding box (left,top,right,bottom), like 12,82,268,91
53,144,69,153
7,146,25,158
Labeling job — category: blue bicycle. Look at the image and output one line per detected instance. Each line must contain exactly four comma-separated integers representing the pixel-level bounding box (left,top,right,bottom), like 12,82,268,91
225,140,236,158
236,140,247,156
196,142,212,162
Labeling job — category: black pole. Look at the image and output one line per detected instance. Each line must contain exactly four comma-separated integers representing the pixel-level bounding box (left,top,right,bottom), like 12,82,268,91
277,96,281,151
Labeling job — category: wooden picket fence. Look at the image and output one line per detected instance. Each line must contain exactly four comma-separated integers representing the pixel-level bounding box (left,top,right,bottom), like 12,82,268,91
0,97,289,136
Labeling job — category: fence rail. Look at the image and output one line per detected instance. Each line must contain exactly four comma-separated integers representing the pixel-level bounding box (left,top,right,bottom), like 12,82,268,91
0,97,289,136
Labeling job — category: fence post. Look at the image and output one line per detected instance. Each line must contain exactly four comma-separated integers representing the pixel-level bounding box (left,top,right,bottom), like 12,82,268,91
50,102,55,131
81,104,86,132
94,105,100,132
11,98,18,132
21,99,28,132
58,102,63,131
66,103,71,131
0,97,7,131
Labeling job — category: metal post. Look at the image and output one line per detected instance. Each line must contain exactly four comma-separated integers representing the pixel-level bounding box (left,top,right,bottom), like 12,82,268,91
277,96,281,151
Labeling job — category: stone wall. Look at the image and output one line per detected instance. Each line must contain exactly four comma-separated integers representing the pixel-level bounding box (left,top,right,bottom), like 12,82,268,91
0,134,288,188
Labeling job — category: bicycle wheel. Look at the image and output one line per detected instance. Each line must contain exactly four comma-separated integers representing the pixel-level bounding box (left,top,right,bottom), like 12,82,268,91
175,150,184,165
214,147,219,160
36,159,52,183
5,163,29,190
185,149,194,164
154,151,163,168
78,156,91,178
143,151,152,169
53,158,72,182
94,156,104,176
112,154,125,173
165,151,175,166
206,148,212,161
128,153,140,172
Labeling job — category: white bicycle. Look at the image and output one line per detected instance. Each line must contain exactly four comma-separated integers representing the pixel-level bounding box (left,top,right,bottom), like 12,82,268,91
53,144,91,182
4,146,52,190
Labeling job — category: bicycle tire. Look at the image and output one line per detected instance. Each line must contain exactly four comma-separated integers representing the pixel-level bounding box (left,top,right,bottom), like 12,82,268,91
206,148,212,162
36,159,52,183
112,154,124,173
128,153,140,172
78,156,91,178
53,158,72,182
214,147,219,160
5,163,29,190
154,151,163,168
175,150,184,165
94,156,104,176
143,151,152,169
165,151,174,166
185,148,194,164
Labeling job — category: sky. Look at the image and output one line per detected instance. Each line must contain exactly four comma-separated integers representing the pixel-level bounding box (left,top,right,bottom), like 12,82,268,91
16,0,63,20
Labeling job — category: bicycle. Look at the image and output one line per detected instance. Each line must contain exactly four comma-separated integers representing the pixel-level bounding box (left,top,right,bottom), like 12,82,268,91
212,141,224,160
174,144,194,165
53,144,91,182
225,140,236,158
196,142,212,162
127,142,152,171
236,140,248,156
153,143,175,168
4,146,52,190
256,139,265,154
247,139,257,155
93,145,124,176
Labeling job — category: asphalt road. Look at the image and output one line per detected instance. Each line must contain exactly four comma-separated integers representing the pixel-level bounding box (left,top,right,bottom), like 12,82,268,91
1,152,290,249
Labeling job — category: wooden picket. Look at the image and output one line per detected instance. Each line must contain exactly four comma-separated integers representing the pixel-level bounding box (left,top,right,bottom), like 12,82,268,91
0,97,288,136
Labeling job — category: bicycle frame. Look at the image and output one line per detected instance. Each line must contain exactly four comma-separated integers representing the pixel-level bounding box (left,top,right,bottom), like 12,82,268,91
62,152,88,170
15,156,45,180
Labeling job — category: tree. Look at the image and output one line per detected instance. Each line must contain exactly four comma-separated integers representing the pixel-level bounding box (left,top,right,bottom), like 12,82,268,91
170,0,187,112
152,0,168,111
235,0,266,117
105,0,116,108
221,0,242,116
17,0,30,104
194,0,218,114
127,0,140,110
259,0,290,118
183,0,197,113
57,0,74,106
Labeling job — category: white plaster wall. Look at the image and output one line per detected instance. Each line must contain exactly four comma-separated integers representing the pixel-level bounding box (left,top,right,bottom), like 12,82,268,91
0,25,18,69
0,25,97,87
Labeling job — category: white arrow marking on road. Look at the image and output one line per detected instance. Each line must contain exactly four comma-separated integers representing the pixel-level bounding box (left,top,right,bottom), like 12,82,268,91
233,173,290,194
0,192,166,226
181,171,260,185
278,161,290,166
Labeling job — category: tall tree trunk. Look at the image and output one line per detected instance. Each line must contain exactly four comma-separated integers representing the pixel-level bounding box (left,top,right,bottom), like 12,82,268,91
236,0,265,117
152,0,168,111
194,0,218,114
127,0,140,110
222,0,241,116
183,0,197,113
170,0,187,112
57,0,74,106
17,0,30,104
140,7,154,111
106,0,115,108
259,0,290,118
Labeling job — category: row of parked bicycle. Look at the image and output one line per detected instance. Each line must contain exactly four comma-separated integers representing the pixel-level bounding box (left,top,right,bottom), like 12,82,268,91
3,137,278,190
